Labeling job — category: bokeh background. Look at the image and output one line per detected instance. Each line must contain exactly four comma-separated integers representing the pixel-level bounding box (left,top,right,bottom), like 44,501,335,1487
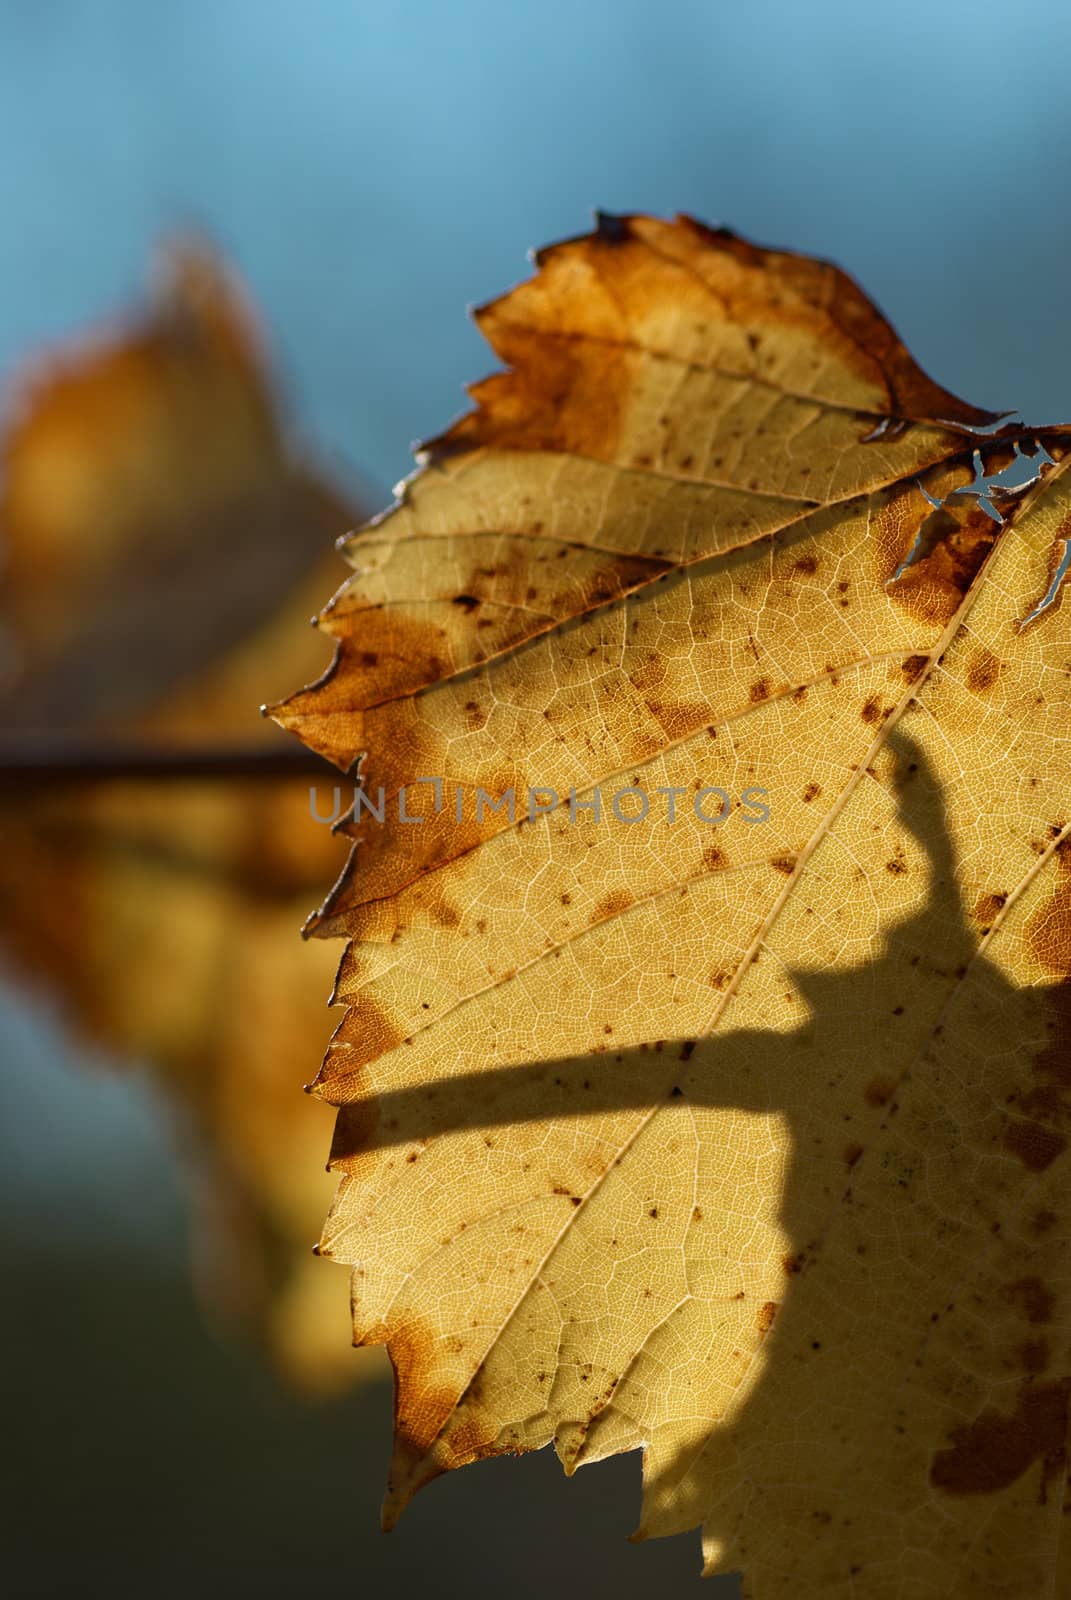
3,3,1071,1596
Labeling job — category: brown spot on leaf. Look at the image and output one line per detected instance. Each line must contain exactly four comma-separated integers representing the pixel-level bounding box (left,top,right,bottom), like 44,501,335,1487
644,698,710,742
315,993,406,1104
1017,1339,1050,1376
1001,1118,1067,1172
380,1315,506,1488
424,300,630,467
864,1075,895,1107
1008,1277,1056,1324
973,891,1007,928
432,897,461,929
930,1379,1070,1501
966,647,1002,694
756,1301,778,1334
591,890,634,924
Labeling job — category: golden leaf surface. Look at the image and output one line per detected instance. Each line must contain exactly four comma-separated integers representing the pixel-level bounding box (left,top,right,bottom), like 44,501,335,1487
0,246,381,1388
273,214,1071,1591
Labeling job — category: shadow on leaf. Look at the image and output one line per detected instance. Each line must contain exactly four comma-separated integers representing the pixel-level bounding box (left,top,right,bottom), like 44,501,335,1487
326,730,1071,1589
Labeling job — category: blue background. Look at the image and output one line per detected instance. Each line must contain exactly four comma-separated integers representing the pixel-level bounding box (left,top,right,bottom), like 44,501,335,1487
4,0,1071,498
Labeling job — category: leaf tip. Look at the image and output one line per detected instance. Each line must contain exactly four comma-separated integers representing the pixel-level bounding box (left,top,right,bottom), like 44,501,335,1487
592,209,633,246
380,1486,410,1533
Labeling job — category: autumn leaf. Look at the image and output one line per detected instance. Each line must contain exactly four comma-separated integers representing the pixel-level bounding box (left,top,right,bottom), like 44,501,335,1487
274,213,1071,1593
0,245,383,1388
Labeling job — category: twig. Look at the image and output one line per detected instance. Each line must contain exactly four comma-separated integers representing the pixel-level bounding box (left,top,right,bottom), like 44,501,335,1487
0,737,338,788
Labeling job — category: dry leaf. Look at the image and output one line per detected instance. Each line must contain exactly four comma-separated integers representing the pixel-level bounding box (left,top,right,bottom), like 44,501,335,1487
274,213,1071,1591
0,242,343,728
0,245,382,1388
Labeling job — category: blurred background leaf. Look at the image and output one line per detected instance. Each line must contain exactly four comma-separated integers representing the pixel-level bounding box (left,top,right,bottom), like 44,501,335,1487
0,241,383,1390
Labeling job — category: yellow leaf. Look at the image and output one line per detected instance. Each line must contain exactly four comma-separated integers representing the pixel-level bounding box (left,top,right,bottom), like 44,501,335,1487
273,214,1071,1592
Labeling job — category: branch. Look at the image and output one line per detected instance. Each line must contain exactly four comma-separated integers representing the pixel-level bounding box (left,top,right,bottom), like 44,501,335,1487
0,737,339,788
